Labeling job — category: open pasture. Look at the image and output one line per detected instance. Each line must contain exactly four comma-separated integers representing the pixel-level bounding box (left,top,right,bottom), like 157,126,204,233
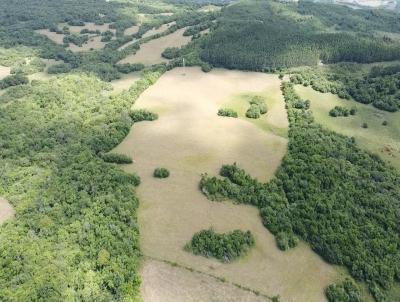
113,67,343,301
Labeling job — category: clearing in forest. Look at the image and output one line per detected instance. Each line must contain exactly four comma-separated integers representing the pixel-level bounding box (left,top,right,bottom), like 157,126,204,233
113,67,343,301
118,28,190,66
142,22,176,39
110,72,141,93
295,85,400,169
0,197,14,225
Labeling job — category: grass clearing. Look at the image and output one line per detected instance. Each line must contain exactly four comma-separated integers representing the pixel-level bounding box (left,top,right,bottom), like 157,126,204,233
142,21,176,39
0,197,14,225
113,67,343,301
124,25,139,36
295,85,400,169
119,28,191,65
110,72,141,93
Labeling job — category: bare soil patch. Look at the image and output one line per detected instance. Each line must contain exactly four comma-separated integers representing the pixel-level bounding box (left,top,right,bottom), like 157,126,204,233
114,67,342,301
119,28,190,65
0,197,14,225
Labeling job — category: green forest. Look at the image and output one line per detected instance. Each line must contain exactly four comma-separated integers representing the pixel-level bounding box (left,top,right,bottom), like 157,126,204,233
201,0,400,70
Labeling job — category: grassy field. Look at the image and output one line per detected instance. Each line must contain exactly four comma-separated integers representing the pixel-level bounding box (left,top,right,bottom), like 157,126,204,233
110,72,141,93
119,28,191,66
112,67,345,301
0,197,14,225
295,85,400,169
124,25,140,36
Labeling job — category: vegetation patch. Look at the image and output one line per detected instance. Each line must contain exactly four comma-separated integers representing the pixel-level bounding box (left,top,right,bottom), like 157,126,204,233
130,109,158,122
185,228,255,262
0,74,29,89
101,152,133,164
153,167,170,178
217,108,238,118
325,279,362,302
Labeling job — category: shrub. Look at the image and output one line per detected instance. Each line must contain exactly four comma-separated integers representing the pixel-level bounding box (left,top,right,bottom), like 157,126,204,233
382,120,388,126
130,109,158,122
201,63,212,73
250,96,268,114
325,279,362,302
47,63,72,74
153,167,170,178
276,232,299,251
329,106,350,117
115,63,144,74
0,74,29,89
101,153,133,164
350,108,357,115
185,228,255,262
362,122,368,128
218,108,238,118
246,104,261,119
162,47,181,59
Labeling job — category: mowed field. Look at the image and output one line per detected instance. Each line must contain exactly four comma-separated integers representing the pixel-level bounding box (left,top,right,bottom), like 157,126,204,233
119,28,190,65
113,67,343,301
0,197,14,225
0,65,11,80
295,85,400,169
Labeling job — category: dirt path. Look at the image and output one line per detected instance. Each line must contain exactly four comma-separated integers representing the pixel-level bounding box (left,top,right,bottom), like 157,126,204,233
0,197,14,225
114,67,341,301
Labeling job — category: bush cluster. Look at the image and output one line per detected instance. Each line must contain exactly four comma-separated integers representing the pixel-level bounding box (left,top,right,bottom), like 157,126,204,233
325,279,362,302
0,74,29,89
185,228,255,262
245,96,267,119
101,152,133,164
153,167,170,178
130,109,158,122
217,108,238,118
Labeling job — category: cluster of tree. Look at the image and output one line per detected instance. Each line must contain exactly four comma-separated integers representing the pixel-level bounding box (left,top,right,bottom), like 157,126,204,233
162,47,182,59
245,96,267,119
325,279,362,302
199,82,400,300
101,152,133,165
47,63,72,74
329,106,356,117
101,30,114,43
153,167,170,178
201,1,400,70
217,108,238,118
0,73,29,89
129,109,158,123
115,63,144,74
10,57,45,75
0,68,165,301
63,34,89,47
184,228,255,262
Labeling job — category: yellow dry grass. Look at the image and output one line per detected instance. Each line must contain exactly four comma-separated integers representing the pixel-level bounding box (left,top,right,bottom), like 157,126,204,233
141,259,268,302
119,28,191,65
0,197,14,225
124,25,140,36
113,67,342,301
